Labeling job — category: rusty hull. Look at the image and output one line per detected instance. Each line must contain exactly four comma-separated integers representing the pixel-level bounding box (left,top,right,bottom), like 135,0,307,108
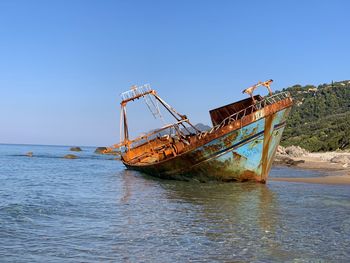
122,94,293,183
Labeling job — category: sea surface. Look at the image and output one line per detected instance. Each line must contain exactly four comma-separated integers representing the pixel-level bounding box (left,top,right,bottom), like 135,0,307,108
0,144,349,262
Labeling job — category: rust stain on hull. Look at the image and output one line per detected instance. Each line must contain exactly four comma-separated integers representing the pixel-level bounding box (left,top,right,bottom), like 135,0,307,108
261,113,274,182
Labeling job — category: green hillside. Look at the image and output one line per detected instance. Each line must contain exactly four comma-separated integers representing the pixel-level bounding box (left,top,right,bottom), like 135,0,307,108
279,80,350,152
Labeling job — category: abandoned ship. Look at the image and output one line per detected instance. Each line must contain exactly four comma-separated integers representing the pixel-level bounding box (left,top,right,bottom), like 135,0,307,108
107,80,293,183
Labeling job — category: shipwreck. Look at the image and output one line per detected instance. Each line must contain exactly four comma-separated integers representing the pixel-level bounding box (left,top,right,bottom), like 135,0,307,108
108,80,293,183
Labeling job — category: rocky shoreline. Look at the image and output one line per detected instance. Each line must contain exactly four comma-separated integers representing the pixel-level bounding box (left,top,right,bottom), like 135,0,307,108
272,146,350,185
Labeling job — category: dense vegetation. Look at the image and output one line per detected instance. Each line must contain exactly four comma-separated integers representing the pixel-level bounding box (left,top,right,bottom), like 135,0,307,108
279,80,350,152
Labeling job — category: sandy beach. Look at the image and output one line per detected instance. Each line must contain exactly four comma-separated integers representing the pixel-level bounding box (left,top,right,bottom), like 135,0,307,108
272,151,350,185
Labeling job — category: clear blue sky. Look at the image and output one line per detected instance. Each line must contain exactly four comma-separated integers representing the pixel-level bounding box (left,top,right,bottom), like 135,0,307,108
1,0,349,146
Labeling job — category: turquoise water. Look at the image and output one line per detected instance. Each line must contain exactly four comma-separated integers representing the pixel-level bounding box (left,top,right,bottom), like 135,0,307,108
0,144,349,262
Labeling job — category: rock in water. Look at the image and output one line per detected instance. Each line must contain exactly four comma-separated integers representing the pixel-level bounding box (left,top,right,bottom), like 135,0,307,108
94,146,120,155
70,147,82,152
95,147,108,154
64,154,78,159
25,152,33,157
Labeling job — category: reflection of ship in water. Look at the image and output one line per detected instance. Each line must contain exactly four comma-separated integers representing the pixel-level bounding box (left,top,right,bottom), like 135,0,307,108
120,170,279,240
117,171,300,261
162,181,278,236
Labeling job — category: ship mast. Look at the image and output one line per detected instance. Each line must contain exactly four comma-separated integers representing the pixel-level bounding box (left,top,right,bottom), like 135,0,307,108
119,84,200,150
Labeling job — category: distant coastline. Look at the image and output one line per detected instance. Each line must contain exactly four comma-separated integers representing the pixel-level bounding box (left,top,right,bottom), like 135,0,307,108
0,142,98,148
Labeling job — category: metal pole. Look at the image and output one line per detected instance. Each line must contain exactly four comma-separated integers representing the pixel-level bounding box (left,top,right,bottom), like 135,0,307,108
123,106,129,145
120,105,124,144
153,93,200,134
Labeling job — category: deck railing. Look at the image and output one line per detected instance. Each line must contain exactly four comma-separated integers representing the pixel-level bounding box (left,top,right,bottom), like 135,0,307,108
121,84,152,101
198,91,291,139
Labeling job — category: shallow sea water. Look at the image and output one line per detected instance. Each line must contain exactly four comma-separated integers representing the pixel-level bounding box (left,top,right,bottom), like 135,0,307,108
0,144,349,262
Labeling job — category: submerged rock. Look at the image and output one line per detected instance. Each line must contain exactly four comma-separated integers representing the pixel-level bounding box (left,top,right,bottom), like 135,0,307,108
64,154,78,159
25,152,33,157
70,147,82,152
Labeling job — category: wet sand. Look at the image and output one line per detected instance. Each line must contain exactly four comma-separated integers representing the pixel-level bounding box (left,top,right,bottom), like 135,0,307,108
272,152,350,185
271,174,350,185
